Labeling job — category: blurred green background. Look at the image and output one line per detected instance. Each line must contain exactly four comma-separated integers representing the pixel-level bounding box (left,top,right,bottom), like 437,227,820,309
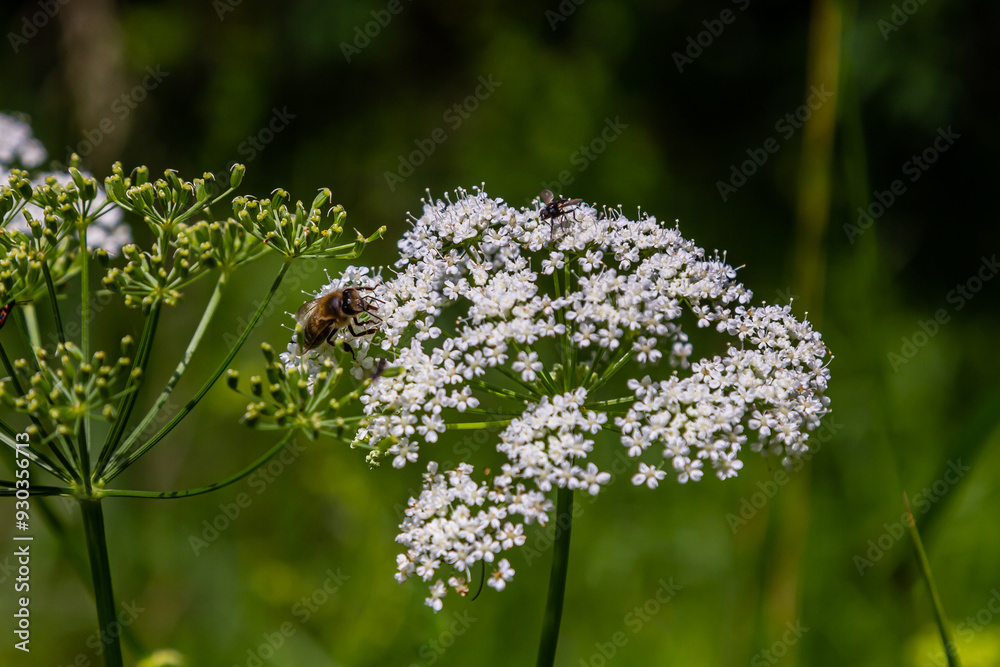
2,0,999,665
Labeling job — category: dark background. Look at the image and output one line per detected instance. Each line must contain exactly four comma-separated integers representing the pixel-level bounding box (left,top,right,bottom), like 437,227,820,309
2,0,999,665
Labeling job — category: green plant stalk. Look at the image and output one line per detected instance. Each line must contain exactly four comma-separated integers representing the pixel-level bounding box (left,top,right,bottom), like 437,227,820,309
79,225,93,482
467,377,534,403
582,344,611,395
95,302,163,476
78,418,93,495
100,432,294,499
42,261,66,345
80,499,124,667
446,420,512,431
0,431,66,481
535,485,573,667
904,493,962,667
11,304,42,373
0,341,22,394
493,364,542,399
101,260,292,482
40,496,146,655
99,273,228,478
551,269,569,390
586,346,634,393
509,339,560,397
585,395,635,409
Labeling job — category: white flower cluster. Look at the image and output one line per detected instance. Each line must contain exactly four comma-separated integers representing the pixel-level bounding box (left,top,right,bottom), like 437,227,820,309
1,112,131,254
297,187,831,607
396,462,534,610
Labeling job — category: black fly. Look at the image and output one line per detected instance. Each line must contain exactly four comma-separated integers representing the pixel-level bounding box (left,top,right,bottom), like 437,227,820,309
539,189,583,242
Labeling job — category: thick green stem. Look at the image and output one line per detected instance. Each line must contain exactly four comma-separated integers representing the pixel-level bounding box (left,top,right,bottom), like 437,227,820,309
101,432,294,499
101,260,292,483
78,421,92,495
45,497,146,656
80,499,124,667
535,485,574,667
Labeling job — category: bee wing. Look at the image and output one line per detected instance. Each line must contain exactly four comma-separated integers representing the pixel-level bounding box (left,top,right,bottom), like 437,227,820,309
540,189,555,204
294,295,325,326
294,296,335,352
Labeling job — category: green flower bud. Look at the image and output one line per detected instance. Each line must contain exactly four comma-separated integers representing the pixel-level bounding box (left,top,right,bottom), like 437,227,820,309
230,164,245,189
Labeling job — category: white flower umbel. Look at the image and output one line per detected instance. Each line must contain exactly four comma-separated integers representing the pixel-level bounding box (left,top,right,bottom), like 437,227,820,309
323,187,829,608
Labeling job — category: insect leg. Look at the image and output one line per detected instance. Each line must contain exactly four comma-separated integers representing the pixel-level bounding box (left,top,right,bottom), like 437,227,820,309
347,323,380,337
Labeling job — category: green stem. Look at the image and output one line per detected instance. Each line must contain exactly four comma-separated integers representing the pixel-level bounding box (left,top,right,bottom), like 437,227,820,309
20,303,43,352
512,340,560,397
562,266,574,393
41,496,146,657
904,493,962,667
100,432,294,499
586,346,634,393
585,395,635,409
0,482,72,496
467,377,534,403
78,417,92,495
494,364,542,399
582,343,611,392
535,485,574,667
79,227,92,479
80,499,124,667
101,260,292,483
0,432,67,482
446,420,512,431
95,302,163,476
0,342,23,398
101,273,228,477
42,261,66,345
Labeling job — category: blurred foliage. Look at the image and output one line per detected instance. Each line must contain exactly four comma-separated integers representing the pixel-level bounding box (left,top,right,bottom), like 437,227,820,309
1,0,999,665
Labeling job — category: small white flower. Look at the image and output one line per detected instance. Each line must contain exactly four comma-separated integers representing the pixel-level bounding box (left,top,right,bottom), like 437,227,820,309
575,462,611,496
390,440,419,468
631,463,666,489
511,350,543,382
425,580,447,612
487,559,515,591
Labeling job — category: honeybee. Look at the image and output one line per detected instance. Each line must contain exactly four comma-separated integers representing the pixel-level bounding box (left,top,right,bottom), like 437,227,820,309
294,286,382,359
539,189,583,242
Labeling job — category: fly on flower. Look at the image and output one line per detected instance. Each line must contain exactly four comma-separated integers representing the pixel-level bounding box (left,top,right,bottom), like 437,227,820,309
539,189,583,242
294,286,382,359
371,358,389,381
